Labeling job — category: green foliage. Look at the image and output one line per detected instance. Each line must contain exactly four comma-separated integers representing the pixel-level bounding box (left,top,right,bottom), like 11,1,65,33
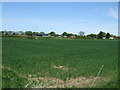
1,31,117,40
102,32,106,37
62,32,67,36
106,33,111,39
66,33,73,37
2,68,28,88
39,32,45,35
5,32,8,35
32,32,39,35
87,34,97,39
49,31,56,36
97,31,104,39
13,32,16,35
25,31,33,36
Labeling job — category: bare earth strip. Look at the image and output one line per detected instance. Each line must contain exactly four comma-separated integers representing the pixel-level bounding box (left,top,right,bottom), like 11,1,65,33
1,65,109,88
52,65,69,70
29,76,109,88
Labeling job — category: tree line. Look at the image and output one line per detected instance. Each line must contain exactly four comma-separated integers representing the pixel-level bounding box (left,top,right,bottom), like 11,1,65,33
1,30,117,39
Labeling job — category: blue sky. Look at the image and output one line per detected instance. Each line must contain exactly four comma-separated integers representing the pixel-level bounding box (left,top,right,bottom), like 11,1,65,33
2,2,118,35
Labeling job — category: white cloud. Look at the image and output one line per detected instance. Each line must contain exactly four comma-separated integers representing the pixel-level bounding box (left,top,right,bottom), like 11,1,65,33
109,8,118,19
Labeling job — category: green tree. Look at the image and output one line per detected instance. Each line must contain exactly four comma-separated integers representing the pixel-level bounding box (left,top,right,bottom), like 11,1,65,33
25,31,32,36
66,33,73,37
1,31,4,35
39,32,45,35
49,31,56,36
5,32,8,35
87,34,97,39
97,31,104,39
103,32,106,37
33,32,39,35
13,32,16,35
62,32,67,36
78,31,85,36
106,33,110,39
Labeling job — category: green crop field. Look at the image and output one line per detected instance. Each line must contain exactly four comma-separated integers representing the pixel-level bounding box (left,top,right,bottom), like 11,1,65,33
2,37,118,88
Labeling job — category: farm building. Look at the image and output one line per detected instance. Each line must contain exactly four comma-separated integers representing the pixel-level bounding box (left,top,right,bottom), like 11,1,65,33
63,36,67,38
109,37,114,39
34,34,50,37
103,37,106,39
103,36,115,39
42,34,50,37
70,35,76,38
58,36,62,38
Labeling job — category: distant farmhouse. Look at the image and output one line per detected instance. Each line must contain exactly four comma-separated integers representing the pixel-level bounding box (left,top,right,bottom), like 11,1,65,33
103,35,116,40
63,36,67,38
70,35,76,38
34,34,50,39
42,34,50,37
